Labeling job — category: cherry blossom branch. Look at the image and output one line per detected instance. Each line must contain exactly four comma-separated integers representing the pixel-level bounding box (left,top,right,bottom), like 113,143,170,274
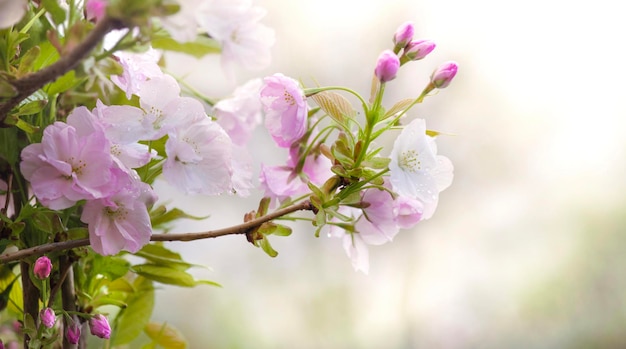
0,16,125,125
0,200,314,264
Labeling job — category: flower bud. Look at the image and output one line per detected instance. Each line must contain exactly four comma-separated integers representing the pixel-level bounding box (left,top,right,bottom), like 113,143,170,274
89,314,111,339
404,40,436,61
39,307,56,328
66,323,81,344
430,61,458,89
374,50,400,83
33,256,52,279
393,22,414,51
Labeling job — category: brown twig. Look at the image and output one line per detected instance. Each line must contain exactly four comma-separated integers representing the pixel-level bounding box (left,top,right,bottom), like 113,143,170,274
0,200,314,264
0,16,125,125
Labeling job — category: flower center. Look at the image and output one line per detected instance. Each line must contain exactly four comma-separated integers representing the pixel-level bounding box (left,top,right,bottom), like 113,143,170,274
283,90,296,106
105,205,128,220
399,150,421,172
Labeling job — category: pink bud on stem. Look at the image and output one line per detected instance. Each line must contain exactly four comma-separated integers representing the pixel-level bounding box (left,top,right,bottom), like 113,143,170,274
374,50,400,83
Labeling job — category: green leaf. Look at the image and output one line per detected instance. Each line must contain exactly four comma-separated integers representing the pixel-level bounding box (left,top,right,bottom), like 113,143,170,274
15,99,47,116
91,254,131,280
42,0,67,25
17,46,41,77
32,42,59,71
0,77,17,98
382,98,414,120
362,157,390,169
0,266,23,317
151,34,220,58
310,91,356,125
259,236,278,257
145,322,188,349
132,264,219,288
113,277,155,346
45,70,85,96
150,206,208,228
134,244,193,271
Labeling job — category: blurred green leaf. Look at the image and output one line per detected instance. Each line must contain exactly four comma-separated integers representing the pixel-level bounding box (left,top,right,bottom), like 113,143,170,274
17,46,41,77
150,206,208,229
132,264,220,288
144,322,188,349
91,254,131,280
113,277,154,346
45,70,86,96
134,244,193,271
0,266,23,317
151,34,220,58
42,0,66,25
15,99,47,116
0,77,17,98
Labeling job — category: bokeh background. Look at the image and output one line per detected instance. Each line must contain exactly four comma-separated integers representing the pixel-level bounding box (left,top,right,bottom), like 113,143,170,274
151,0,626,348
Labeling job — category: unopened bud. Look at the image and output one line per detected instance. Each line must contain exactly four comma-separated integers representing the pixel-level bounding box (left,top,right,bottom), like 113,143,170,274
66,323,81,344
33,256,52,279
393,22,414,52
89,314,111,339
430,61,458,89
40,308,56,328
404,40,436,61
374,50,400,83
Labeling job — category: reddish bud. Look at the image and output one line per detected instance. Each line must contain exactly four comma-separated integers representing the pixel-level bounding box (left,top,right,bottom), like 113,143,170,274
66,323,81,344
89,314,111,339
33,256,52,279
39,307,56,328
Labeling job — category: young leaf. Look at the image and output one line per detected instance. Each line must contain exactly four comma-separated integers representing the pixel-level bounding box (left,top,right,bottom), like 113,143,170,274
259,236,278,257
145,322,188,349
113,277,155,346
382,98,414,120
132,264,219,288
151,35,220,58
310,91,356,125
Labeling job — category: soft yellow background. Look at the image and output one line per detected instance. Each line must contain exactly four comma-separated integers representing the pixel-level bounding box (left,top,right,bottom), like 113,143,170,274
153,0,626,347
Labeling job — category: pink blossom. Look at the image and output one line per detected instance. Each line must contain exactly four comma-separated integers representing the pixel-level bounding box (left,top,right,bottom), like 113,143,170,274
195,0,275,74
374,50,400,83
259,148,332,202
89,314,111,339
92,101,155,168
111,49,163,99
260,74,307,148
214,79,263,146
136,75,205,140
85,0,107,21
81,167,155,255
20,110,117,210
33,256,52,279
431,61,458,89
230,146,255,197
163,118,233,195
355,186,400,245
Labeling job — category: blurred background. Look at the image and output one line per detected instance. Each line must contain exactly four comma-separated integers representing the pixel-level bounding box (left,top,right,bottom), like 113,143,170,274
152,0,626,348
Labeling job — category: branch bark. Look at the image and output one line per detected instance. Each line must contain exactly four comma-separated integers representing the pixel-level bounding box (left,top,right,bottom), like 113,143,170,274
0,200,314,264
0,16,124,124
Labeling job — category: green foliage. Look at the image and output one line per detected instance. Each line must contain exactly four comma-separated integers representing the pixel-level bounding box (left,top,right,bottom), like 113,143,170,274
144,322,188,349
151,33,220,58
113,276,155,346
